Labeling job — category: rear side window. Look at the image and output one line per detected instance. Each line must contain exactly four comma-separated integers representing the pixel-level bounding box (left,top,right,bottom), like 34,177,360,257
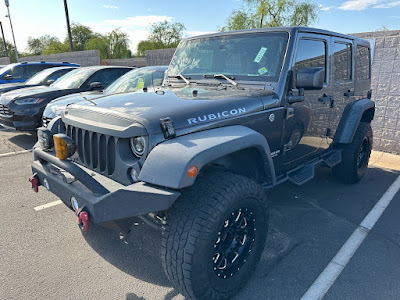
294,39,327,82
334,42,352,81
23,65,52,79
356,45,370,81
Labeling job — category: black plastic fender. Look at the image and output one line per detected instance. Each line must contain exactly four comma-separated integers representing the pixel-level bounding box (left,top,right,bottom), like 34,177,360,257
138,125,277,189
335,98,375,144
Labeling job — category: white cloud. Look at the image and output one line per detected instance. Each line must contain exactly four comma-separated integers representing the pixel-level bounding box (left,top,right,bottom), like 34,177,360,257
374,1,400,8
339,0,381,10
103,4,118,9
319,4,335,11
103,15,173,28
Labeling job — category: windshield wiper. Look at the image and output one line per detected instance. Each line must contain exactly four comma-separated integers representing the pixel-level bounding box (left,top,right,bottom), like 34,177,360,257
203,74,243,89
82,96,97,106
169,74,190,85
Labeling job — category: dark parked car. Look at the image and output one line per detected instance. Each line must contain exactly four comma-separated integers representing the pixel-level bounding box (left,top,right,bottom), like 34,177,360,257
31,27,374,299
42,66,167,126
0,66,78,96
0,61,79,84
0,66,132,130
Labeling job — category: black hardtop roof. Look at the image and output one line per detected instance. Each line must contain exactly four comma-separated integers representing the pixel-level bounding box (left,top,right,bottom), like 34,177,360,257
184,26,369,44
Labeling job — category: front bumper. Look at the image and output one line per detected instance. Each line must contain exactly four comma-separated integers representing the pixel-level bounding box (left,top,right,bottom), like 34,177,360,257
31,148,180,226
0,109,40,130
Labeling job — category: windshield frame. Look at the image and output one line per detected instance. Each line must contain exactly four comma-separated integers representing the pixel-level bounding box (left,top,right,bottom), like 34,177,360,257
168,31,290,83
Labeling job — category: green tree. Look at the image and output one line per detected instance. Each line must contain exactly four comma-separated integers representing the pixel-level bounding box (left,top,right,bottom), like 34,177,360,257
42,40,70,55
136,21,186,56
27,35,59,55
221,0,318,31
67,23,95,51
85,28,131,59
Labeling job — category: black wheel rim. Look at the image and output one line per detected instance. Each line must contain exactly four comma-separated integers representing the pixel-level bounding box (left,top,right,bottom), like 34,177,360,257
212,208,255,279
357,137,369,169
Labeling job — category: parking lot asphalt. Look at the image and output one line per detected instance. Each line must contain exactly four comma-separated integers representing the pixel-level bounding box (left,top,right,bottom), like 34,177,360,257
1,128,400,300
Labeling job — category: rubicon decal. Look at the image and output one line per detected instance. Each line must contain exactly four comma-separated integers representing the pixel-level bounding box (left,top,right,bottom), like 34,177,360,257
187,108,246,124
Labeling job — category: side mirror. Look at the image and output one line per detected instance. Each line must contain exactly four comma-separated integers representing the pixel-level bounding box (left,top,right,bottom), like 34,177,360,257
46,79,55,86
89,82,103,90
296,67,324,90
3,73,13,80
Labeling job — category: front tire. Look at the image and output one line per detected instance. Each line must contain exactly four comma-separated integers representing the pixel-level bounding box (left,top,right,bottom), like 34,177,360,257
333,122,373,184
161,171,269,300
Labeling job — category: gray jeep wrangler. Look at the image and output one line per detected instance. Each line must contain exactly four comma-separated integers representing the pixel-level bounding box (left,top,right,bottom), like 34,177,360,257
30,27,374,299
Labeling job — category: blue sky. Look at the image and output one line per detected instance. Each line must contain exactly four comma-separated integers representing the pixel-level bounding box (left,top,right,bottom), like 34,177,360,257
0,0,398,54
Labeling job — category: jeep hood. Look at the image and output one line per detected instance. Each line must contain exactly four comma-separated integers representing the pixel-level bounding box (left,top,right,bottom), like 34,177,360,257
65,87,279,135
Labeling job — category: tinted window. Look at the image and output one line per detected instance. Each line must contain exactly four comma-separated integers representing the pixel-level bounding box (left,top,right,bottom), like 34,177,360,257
86,69,130,88
11,66,24,79
294,39,327,82
48,69,74,81
52,68,96,89
356,45,370,81
334,42,352,81
24,65,50,78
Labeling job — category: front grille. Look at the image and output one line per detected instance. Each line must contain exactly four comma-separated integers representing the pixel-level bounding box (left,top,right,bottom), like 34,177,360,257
66,124,117,176
0,104,12,116
42,116,53,127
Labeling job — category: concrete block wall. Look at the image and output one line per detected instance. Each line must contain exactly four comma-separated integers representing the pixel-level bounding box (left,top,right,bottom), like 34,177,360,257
145,48,176,66
353,30,400,154
0,56,10,65
101,58,147,67
21,50,100,67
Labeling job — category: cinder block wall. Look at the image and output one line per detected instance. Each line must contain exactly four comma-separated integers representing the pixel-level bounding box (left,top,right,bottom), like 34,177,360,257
22,50,100,67
353,30,400,154
145,48,176,66
0,56,10,65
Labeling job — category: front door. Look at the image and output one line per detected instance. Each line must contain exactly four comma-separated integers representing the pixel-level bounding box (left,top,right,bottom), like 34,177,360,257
280,34,332,169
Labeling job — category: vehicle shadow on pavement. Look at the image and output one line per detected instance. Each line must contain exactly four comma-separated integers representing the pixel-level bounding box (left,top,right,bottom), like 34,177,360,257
7,132,37,149
81,218,178,286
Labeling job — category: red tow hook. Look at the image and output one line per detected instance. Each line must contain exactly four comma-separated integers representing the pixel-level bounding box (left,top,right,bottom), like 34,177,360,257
76,209,89,231
29,173,39,193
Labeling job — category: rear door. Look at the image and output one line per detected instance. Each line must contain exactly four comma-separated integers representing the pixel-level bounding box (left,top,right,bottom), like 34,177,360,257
281,33,332,169
329,37,355,144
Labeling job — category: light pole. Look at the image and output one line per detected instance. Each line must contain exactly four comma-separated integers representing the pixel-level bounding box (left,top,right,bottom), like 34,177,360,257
5,0,18,62
63,0,73,52
0,22,8,58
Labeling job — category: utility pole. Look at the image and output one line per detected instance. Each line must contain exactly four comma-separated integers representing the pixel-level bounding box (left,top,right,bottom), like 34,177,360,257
5,0,18,62
63,0,73,52
0,22,8,58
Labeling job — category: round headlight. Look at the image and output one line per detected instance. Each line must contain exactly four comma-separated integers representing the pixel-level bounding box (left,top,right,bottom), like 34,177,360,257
130,136,146,157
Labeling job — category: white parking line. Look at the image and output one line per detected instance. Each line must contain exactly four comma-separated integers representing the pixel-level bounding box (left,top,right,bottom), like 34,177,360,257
301,175,400,300
0,149,32,158
34,200,63,211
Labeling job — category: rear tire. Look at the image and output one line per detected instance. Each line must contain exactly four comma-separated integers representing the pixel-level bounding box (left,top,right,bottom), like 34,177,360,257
333,122,373,184
161,171,269,300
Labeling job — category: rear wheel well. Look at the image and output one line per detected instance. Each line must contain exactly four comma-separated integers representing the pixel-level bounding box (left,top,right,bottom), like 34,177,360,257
361,107,375,123
202,147,271,185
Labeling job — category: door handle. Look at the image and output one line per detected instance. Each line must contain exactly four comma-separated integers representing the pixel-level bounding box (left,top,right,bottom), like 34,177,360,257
344,90,355,97
318,94,333,104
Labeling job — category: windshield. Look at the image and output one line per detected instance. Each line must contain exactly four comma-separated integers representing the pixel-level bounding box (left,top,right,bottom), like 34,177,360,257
51,68,95,89
26,68,58,85
168,32,289,82
105,68,165,94
0,65,11,75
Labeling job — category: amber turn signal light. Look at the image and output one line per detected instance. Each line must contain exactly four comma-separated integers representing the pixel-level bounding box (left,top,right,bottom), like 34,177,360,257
187,165,198,178
53,134,76,160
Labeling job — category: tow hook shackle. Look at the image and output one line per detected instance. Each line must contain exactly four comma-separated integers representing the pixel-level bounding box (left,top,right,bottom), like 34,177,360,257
76,209,89,231
29,173,39,193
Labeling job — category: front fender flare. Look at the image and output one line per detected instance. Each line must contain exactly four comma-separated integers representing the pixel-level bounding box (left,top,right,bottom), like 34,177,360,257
138,125,276,189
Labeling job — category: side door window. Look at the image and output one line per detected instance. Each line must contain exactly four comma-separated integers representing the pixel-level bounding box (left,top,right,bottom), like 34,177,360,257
11,66,24,79
280,36,330,168
354,44,371,99
23,65,49,79
86,69,129,89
